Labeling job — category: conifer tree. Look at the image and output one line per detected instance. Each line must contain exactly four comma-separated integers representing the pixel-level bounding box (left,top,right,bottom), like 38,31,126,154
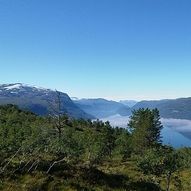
128,108,163,153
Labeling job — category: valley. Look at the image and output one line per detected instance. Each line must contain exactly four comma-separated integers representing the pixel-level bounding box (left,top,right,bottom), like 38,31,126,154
1,83,191,148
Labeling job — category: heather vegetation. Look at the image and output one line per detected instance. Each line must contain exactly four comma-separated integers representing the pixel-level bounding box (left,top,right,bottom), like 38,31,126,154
0,105,191,191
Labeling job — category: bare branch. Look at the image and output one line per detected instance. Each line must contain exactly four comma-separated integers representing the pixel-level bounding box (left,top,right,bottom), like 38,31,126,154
0,147,21,173
46,157,66,174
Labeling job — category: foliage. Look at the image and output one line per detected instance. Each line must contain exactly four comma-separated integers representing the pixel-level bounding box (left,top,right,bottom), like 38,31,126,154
137,146,182,191
128,108,163,153
0,105,189,191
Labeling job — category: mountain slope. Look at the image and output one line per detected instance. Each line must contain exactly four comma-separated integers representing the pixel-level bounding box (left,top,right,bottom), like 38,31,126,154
119,100,137,107
132,98,191,120
73,98,131,118
0,83,93,119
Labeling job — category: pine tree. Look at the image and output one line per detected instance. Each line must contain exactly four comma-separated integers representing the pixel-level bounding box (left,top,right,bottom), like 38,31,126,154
128,108,163,154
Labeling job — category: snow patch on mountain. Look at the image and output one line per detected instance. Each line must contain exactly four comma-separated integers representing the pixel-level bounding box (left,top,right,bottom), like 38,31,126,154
1,83,51,92
4,84,22,90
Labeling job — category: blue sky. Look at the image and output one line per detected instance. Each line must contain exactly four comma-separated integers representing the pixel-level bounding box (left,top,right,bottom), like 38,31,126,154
0,0,191,100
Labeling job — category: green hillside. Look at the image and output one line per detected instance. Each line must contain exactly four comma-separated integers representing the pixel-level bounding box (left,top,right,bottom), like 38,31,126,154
0,105,191,191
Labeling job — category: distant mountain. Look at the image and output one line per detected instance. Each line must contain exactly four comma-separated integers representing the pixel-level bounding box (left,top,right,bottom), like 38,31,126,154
0,83,93,119
132,98,191,120
132,100,169,110
2,83,191,120
119,100,137,107
73,98,131,118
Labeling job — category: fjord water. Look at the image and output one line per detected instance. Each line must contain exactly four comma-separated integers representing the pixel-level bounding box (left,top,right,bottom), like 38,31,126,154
101,115,191,148
161,126,191,148
161,118,191,148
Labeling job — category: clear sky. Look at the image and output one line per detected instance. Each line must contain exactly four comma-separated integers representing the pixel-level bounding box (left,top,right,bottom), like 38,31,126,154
0,0,191,101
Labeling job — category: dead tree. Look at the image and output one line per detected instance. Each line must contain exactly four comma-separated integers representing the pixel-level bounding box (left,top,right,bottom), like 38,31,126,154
47,90,67,139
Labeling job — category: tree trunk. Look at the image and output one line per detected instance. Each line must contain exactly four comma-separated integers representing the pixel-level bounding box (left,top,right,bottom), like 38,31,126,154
166,171,172,191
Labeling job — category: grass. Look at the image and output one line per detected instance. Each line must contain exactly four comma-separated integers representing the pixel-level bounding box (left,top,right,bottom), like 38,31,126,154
1,159,191,191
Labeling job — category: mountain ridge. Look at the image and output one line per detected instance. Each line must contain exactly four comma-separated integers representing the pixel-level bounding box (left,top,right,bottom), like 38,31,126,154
132,97,191,120
1,83,191,120
73,98,131,118
0,83,93,119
